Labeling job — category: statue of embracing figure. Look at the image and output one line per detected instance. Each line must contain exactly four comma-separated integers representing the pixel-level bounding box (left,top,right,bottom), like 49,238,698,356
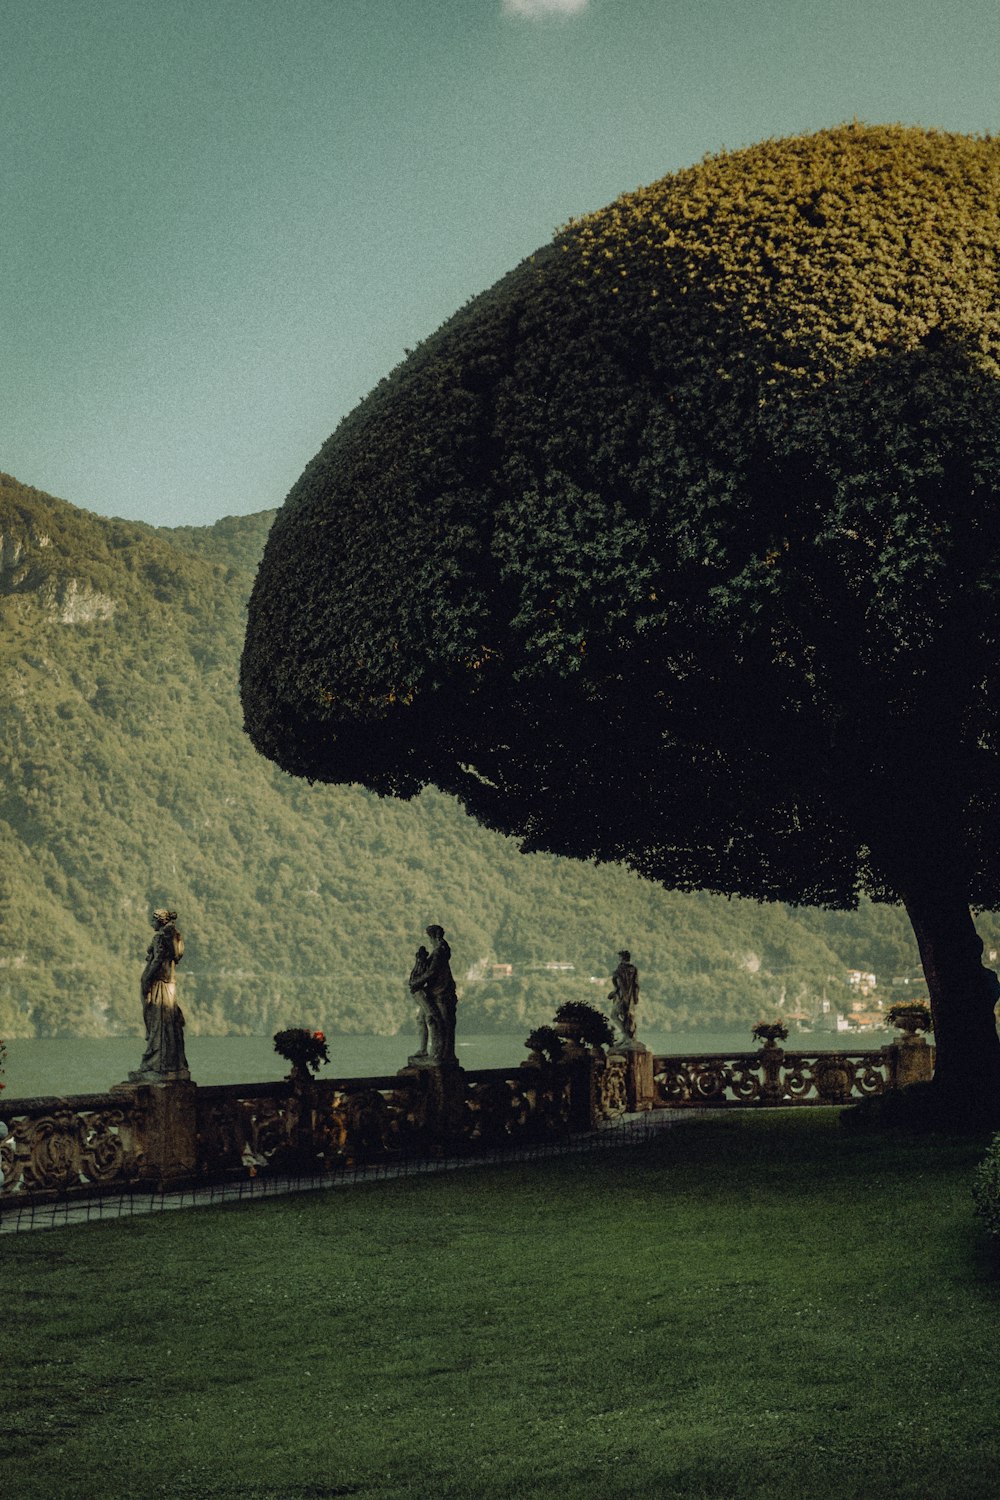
408,924,459,1066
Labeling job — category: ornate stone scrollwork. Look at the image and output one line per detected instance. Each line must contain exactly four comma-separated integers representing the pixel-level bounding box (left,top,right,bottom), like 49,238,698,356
465,1079,520,1146
518,1075,572,1138
728,1062,762,1104
782,1058,814,1100
385,1076,432,1148
198,1085,318,1176
654,1060,697,1105
854,1058,889,1097
650,1048,890,1110
812,1056,853,1105
247,1097,293,1163
0,1100,144,1195
653,1056,735,1106
504,1081,535,1137
597,1059,628,1119
329,1087,394,1159
690,1061,730,1102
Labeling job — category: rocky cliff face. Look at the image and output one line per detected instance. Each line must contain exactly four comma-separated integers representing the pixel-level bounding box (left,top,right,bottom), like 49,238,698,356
42,577,117,625
0,516,51,588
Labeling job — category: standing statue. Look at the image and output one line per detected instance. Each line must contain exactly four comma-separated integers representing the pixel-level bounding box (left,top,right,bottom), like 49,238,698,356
408,925,459,1065
609,949,640,1044
409,944,431,1059
130,908,190,1082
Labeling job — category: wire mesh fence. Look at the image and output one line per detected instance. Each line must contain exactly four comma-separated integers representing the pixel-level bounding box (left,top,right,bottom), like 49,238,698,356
0,1111,675,1235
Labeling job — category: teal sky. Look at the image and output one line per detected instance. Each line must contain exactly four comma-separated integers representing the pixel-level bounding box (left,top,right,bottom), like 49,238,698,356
4,0,999,528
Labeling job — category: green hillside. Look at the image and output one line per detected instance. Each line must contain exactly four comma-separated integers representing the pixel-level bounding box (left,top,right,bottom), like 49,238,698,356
0,472,973,1041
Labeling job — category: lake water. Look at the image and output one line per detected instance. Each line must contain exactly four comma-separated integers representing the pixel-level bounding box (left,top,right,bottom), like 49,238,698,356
1,1027,902,1100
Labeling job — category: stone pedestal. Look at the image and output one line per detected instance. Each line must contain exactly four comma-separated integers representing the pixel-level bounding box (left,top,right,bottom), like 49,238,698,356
758,1042,786,1106
396,1062,466,1145
890,1035,934,1089
609,1042,655,1112
111,1080,197,1184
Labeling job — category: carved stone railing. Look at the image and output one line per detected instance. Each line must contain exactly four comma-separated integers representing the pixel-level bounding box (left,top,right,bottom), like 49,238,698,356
595,1054,628,1121
497,1052,626,1134
196,1075,425,1178
195,1060,609,1180
0,1092,146,1196
463,1066,578,1148
650,1042,930,1109
1,1055,623,1203
0,1039,927,1203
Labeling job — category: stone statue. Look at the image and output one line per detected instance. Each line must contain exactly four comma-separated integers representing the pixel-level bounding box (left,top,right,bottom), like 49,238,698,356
609,949,640,1044
408,925,458,1065
409,944,430,1059
130,908,190,1082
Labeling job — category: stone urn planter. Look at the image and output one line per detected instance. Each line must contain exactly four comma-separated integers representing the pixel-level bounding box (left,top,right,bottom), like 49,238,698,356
751,1022,789,1105
884,1002,934,1087
751,1021,789,1048
884,1003,932,1041
551,1022,587,1061
552,1001,615,1060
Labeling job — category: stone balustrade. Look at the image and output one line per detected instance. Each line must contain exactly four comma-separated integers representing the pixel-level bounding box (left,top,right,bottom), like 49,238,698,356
651,1039,933,1108
0,1039,930,1204
0,1055,620,1202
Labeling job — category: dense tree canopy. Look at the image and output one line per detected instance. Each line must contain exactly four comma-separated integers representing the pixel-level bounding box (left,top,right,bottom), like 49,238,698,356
242,125,1000,1107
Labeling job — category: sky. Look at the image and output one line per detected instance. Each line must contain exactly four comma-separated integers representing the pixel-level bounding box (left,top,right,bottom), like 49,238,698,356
3,0,1000,530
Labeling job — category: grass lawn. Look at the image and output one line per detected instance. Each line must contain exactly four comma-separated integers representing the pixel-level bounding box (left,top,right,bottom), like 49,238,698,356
5,1111,1000,1500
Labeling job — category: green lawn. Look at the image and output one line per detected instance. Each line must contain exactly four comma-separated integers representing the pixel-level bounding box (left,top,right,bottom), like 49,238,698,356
6,1113,999,1500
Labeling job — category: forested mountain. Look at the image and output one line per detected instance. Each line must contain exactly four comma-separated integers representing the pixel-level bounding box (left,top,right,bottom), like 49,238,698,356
0,472,980,1040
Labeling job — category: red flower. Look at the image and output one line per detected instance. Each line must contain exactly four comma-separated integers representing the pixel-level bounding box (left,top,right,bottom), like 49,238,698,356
314,1031,325,1042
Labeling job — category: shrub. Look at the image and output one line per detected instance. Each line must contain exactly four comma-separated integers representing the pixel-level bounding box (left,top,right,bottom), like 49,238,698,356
973,1133,1000,1237
842,1081,1000,1135
524,1025,564,1064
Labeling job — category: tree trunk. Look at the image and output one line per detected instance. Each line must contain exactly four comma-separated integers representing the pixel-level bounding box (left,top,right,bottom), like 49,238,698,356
901,883,1000,1110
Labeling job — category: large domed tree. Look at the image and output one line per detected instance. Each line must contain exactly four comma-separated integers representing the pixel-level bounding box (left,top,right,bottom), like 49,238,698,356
242,124,1000,1115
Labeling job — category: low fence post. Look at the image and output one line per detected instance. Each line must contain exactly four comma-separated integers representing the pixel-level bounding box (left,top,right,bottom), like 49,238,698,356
760,1042,785,1106
609,1045,655,1111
